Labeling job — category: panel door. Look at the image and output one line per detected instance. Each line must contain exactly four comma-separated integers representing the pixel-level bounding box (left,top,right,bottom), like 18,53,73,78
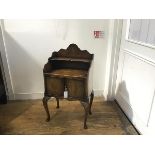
115,20,155,134
66,78,86,100
45,76,65,97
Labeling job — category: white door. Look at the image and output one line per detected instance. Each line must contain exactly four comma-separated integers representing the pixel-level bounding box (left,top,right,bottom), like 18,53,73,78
115,19,155,134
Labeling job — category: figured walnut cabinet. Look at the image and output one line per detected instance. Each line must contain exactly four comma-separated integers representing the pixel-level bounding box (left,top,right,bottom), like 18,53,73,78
43,44,94,129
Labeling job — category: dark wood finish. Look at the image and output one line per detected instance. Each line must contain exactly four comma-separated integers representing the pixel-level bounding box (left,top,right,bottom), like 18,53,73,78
43,44,94,129
45,77,65,97
66,78,86,99
89,91,94,115
56,98,59,109
80,101,89,129
42,96,50,122
45,69,88,79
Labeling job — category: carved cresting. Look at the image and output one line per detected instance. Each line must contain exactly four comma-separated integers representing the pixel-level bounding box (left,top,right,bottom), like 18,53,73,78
51,44,93,59
43,44,94,129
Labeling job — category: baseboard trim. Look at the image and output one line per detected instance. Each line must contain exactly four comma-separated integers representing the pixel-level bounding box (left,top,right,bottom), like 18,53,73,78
93,89,104,97
13,93,44,100
115,92,149,134
10,90,104,100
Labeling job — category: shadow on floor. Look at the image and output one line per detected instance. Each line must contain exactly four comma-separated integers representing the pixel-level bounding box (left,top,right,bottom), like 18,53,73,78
0,100,34,133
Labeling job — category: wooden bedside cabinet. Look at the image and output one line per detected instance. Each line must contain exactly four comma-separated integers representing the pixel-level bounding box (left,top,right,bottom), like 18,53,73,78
43,44,94,129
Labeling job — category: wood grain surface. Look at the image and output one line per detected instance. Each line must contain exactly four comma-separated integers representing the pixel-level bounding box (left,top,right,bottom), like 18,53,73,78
0,97,139,135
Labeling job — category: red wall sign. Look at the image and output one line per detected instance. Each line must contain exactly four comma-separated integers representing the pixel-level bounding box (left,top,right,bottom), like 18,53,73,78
94,31,104,38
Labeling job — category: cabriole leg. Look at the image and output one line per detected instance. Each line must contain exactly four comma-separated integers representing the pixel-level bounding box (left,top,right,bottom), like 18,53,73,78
81,101,89,129
56,98,59,109
89,90,94,115
42,96,51,122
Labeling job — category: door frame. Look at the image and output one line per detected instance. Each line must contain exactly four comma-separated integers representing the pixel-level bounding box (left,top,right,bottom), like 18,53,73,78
0,20,14,100
104,19,123,101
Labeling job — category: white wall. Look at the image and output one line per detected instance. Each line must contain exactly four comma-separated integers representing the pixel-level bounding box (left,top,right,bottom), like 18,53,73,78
1,19,110,100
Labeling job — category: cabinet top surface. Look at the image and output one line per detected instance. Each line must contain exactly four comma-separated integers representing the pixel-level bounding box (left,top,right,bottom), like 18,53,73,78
44,69,88,79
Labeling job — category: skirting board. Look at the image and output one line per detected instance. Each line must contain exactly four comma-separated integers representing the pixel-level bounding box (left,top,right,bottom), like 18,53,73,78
14,93,44,100
9,90,104,100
